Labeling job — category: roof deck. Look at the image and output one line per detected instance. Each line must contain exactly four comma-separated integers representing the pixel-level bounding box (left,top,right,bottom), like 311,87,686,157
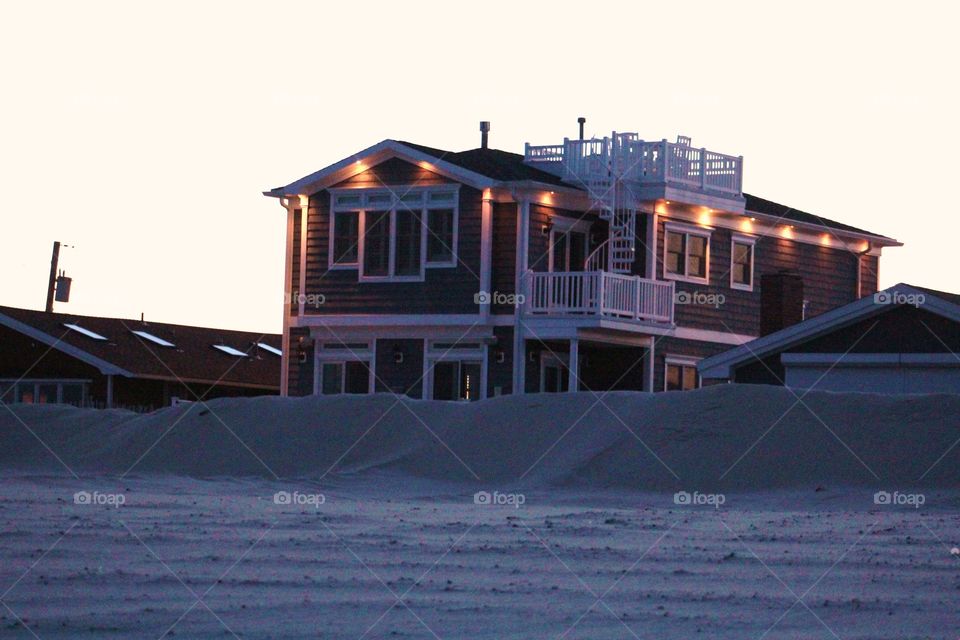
524,134,745,211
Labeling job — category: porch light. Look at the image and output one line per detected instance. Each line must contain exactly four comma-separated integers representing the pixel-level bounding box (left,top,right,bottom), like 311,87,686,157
393,345,404,364
541,221,554,235
495,349,505,364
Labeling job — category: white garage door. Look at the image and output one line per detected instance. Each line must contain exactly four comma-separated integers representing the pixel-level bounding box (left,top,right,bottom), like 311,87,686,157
782,353,960,394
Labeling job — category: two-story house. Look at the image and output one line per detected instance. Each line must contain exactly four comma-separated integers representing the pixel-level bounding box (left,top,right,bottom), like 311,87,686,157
264,123,900,399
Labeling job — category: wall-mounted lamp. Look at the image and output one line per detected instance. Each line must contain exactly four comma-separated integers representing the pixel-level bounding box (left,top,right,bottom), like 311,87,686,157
393,345,404,364
495,349,505,364
297,336,307,363
541,221,554,236
529,350,539,363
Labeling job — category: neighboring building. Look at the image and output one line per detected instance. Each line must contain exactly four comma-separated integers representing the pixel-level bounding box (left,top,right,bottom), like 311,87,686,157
698,284,960,394
0,306,281,411
264,124,901,399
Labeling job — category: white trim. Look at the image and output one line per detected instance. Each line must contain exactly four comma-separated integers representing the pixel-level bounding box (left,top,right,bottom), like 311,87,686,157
729,233,756,292
663,222,711,285
698,283,960,379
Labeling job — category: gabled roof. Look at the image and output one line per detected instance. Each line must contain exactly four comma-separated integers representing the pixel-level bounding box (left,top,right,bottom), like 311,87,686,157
0,306,281,390
698,284,960,379
396,141,570,186
265,138,898,243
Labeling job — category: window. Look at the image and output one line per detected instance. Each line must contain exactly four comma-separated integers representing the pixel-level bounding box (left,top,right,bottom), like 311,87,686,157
540,353,570,392
730,235,756,291
664,225,710,283
665,359,700,391
363,210,390,277
332,211,359,265
257,342,282,356
395,208,422,276
213,344,248,357
130,330,175,348
320,361,370,395
63,323,107,340
329,187,459,280
426,209,454,263
549,224,590,272
432,360,481,401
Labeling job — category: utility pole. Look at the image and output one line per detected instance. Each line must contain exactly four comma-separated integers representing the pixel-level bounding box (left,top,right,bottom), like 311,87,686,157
45,241,61,313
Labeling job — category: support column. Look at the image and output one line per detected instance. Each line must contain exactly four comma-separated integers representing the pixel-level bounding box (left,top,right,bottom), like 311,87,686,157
512,198,530,395
645,339,656,393
279,198,297,397
105,374,114,408
479,191,494,321
569,338,579,392
297,195,309,317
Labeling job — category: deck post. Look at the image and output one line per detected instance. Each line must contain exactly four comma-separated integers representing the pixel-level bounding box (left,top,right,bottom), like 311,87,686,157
645,340,655,393
568,338,579,393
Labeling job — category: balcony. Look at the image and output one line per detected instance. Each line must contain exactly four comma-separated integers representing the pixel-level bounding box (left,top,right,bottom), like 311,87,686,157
524,134,744,210
524,271,675,324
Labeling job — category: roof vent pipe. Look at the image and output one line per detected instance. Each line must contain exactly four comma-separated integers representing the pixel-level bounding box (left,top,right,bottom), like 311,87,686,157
577,117,586,141
479,121,490,149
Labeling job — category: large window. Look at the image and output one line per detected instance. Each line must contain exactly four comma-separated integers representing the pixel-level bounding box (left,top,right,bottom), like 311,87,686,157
665,359,700,392
664,224,710,284
730,235,756,291
329,187,459,280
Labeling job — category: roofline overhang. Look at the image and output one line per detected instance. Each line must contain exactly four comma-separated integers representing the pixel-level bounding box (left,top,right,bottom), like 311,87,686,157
746,210,902,247
697,283,960,379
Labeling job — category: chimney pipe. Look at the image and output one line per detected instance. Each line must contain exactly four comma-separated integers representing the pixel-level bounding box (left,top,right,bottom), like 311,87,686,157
479,121,490,149
577,117,586,141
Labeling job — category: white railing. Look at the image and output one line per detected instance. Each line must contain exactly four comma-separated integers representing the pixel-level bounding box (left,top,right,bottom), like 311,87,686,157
524,135,743,197
524,271,675,323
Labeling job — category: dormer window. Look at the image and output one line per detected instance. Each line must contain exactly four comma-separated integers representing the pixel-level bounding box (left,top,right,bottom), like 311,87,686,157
329,186,459,281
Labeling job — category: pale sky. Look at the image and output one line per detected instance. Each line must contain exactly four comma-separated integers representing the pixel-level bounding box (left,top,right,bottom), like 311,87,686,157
1,1,956,333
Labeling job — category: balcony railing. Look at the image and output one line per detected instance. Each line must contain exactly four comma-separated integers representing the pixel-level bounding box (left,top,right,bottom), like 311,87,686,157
524,135,743,197
524,271,675,324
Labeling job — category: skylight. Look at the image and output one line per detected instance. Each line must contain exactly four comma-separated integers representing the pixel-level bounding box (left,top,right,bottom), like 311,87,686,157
63,323,107,341
131,330,175,348
257,342,282,356
213,344,248,357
